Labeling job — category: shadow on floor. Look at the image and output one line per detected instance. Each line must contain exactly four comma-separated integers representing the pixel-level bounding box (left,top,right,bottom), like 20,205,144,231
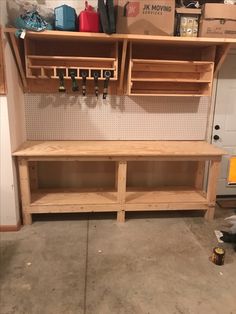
32,210,204,224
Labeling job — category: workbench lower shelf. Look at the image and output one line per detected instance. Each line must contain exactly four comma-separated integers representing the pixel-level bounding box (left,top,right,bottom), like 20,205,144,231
30,189,118,213
27,187,208,214
125,187,208,211
13,140,225,224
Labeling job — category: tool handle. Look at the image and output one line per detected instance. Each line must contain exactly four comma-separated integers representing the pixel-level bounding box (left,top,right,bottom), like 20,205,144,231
81,71,87,96
103,71,111,99
93,72,99,97
70,72,79,92
58,72,66,92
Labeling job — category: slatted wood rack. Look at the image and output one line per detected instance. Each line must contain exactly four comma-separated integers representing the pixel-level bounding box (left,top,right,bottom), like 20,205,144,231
13,141,226,224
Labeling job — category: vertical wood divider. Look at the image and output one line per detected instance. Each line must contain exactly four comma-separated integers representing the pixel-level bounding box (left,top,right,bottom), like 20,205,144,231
119,39,128,93
18,158,32,225
116,161,127,222
9,32,27,89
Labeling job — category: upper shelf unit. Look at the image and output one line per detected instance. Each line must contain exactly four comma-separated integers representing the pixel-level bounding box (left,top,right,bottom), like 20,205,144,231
4,28,236,95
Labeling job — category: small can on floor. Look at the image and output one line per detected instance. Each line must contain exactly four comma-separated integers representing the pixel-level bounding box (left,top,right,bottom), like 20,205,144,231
211,247,225,266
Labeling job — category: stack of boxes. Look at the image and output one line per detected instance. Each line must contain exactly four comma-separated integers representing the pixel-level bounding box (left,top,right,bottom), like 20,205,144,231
51,1,236,38
116,1,236,38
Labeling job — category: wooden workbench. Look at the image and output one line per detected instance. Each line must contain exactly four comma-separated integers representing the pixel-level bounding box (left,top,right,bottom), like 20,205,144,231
13,141,226,224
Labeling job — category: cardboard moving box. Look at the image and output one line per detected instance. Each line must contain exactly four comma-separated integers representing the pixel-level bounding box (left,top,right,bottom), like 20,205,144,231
199,3,236,38
116,1,175,36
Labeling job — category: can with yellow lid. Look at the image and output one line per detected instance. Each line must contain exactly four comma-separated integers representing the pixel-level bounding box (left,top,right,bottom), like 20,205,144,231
211,247,225,266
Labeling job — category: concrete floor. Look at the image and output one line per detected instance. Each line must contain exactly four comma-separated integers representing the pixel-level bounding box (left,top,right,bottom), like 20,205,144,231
0,208,236,314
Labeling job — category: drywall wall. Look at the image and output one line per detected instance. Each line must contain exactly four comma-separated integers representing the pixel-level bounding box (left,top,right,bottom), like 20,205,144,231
0,97,20,226
0,0,26,227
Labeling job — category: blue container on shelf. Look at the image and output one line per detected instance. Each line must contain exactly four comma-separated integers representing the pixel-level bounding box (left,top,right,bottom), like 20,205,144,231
54,5,76,31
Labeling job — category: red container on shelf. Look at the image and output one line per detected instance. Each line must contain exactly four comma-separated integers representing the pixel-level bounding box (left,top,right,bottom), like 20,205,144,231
78,1,99,32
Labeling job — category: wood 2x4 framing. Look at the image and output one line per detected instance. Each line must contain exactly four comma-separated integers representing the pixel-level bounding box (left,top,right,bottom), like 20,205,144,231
14,141,225,225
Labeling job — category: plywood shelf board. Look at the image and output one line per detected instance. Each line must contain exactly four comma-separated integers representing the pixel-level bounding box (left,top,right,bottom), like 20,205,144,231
28,65,115,71
49,76,117,81
128,93,208,97
31,189,117,206
5,28,236,45
29,204,119,213
28,55,116,61
125,187,207,204
132,59,214,65
13,141,226,157
125,203,208,211
131,78,211,83
132,64,213,73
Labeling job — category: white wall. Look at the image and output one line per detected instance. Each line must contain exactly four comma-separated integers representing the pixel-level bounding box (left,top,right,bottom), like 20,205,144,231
0,0,26,227
0,97,20,226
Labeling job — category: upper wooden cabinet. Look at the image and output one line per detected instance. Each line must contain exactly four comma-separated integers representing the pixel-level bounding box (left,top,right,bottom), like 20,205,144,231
5,28,236,96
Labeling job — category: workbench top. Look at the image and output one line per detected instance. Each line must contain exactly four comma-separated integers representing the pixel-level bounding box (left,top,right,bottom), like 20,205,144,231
13,141,226,157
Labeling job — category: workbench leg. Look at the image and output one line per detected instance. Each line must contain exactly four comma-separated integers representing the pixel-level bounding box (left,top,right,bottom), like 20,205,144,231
205,159,221,221
117,210,125,223
23,212,32,225
205,206,215,221
116,161,127,223
18,158,32,225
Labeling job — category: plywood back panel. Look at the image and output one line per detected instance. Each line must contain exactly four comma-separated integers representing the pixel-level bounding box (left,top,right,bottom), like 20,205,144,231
33,160,197,189
127,161,197,187
36,161,116,189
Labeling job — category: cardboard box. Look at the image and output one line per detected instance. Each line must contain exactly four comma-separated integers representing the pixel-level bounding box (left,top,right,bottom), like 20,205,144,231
116,1,175,36
199,4,236,38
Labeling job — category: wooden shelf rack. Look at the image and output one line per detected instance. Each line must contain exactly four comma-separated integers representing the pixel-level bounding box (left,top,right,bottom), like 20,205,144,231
5,28,236,95
13,140,226,224
127,42,215,96
128,59,214,96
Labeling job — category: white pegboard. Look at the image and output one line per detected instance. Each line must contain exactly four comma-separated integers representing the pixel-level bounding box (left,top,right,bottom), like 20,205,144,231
24,94,209,140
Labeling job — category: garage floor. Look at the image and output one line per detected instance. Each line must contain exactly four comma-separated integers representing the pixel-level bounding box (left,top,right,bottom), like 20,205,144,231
1,208,236,314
